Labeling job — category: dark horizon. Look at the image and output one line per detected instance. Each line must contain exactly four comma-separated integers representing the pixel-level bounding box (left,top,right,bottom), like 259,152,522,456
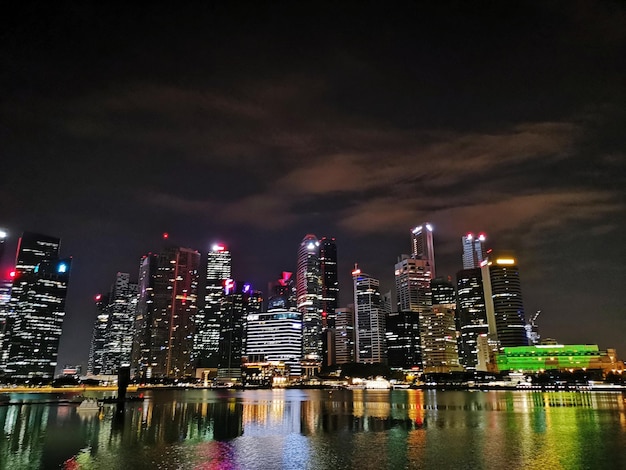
1,2,625,371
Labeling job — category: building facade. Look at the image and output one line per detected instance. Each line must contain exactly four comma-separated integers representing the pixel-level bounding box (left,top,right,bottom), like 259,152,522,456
132,247,200,380
352,266,386,364
245,309,302,378
462,233,487,269
296,234,322,361
456,268,489,370
195,244,231,368
2,232,71,380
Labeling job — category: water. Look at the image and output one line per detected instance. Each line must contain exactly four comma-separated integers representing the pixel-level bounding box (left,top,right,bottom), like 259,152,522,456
1,389,625,469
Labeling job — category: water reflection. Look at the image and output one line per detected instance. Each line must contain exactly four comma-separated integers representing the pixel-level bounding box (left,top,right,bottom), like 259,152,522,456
0,390,623,469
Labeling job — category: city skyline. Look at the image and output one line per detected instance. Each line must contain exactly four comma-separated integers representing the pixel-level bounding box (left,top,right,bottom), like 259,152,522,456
1,3,624,369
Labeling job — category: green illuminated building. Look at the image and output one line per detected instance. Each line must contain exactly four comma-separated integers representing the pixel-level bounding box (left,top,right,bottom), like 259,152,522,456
496,344,618,372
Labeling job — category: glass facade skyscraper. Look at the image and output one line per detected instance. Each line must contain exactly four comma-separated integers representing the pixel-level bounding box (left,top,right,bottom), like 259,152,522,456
456,268,489,370
132,246,200,380
410,223,435,278
195,244,231,367
296,234,322,361
462,233,487,269
88,272,138,376
352,266,385,364
2,232,71,380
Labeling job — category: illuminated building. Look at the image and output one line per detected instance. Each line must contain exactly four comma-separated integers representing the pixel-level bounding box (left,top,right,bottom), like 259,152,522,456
3,232,71,380
132,247,200,380
455,268,489,370
88,273,138,376
296,234,322,362
267,272,296,311
385,311,421,369
352,266,385,363
334,306,355,364
245,309,302,378
421,278,461,373
319,237,338,366
462,233,487,269
217,282,262,382
496,344,625,374
410,223,435,278
195,243,231,368
393,250,434,369
481,254,528,348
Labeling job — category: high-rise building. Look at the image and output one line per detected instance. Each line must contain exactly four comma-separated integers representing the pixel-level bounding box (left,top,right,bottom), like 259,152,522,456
319,237,338,323
385,311,421,370
88,273,138,376
481,254,528,348
334,306,355,365
267,272,296,311
296,234,322,361
245,308,302,378
217,281,262,382
2,232,71,380
410,223,435,278
352,266,386,364
195,243,231,368
395,255,433,311
132,246,200,380
421,278,461,373
456,268,489,370
462,233,487,269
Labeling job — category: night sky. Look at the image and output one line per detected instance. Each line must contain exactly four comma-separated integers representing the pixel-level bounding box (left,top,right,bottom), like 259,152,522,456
2,2,625,371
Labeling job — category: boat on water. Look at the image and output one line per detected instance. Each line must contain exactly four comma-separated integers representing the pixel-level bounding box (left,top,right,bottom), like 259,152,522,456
77,398,101,412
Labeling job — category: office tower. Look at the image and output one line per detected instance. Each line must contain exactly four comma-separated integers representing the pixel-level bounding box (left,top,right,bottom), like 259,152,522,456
296,234,322,361
481,253,528,348
217,282,262,382
267,272,296,311
88,294,110,375
386,310,421,370
421,278,461,373
88,273,138,376
352,266,385,364
456,268,489,370
132,246,200,380
462,233,487,269
3,232,71,380
245,308,302,378
195,244,231,367
410,223,435,277
393,254,433,368
334,306,355,364
395,255,433,311
319,237,338,324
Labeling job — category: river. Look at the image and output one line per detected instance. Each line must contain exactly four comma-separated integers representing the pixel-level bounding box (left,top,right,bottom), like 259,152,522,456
1,388,625,469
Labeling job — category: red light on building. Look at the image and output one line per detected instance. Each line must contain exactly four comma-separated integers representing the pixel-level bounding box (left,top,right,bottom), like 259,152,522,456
163,232,169,239
94,294,102,302
9,271,15,278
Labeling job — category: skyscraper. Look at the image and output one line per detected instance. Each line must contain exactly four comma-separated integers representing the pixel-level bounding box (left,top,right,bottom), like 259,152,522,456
3,232,71,380
410,223,435,277
217,281,262,382
481,254,528,348
88,273,138,376
422,278,461,373
132,246,200,380
456,268,489,370
334,306,355,365
462,233,487,269
352,265,386,364
195,243,231,367
296,234,322,361
319,237,338,366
